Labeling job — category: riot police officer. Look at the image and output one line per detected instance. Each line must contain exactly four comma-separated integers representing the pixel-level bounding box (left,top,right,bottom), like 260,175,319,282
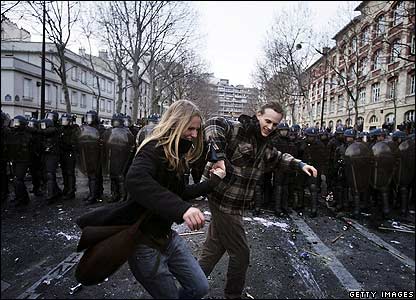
1,111,11,202
123,114,141,141
6,115,33,206
327,125,345,198
271,122,298,216
59,113,80,200
297,127,327,217
77,110,105,205
102,113,135,202
332,128,355,212
40,112,63,204
27,117,44,197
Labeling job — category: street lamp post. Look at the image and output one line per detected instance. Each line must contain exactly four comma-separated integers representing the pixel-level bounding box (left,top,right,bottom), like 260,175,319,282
40,0,46,119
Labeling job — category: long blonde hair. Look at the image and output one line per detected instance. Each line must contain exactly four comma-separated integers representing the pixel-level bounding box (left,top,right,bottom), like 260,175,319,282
137,100,204,174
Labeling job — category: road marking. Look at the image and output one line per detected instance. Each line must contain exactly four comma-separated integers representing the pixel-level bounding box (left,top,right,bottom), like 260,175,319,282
17,252,82,299
286,240,327,298
343,217,415,272
1,280,11,292
290,212,363,292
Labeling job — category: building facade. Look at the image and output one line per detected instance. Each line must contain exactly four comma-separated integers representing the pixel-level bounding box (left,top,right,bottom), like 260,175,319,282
208,75,258,119
1,19,151,124
289,0,415,132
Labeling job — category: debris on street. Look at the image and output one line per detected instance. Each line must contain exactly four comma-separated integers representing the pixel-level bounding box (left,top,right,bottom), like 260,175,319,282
69,283,82,295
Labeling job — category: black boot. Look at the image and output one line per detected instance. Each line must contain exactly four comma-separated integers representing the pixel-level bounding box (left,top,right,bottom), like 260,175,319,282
352,192,361,219
62,174,76,200
310,183,318,218
274,185,283,216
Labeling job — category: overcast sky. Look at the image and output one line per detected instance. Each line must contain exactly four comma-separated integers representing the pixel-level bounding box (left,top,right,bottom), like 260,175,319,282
192,1,359,87
7,1,360,88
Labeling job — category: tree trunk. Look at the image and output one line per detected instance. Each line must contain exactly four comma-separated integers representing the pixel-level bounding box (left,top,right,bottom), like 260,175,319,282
116,72,123,113
60,58,71,113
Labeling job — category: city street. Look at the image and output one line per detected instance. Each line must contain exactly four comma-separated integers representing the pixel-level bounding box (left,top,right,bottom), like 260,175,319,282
1,173,415,299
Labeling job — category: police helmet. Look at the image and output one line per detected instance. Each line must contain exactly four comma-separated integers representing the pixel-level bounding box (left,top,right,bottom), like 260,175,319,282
11,115,28,128
85,110,99,125
335,125,345,134
304,127,318,137
111,113,124,127
1,111,11,128
392,130,406,141
46,110,59,125
39,118,54,130
344,129,357,138
123,115,132,127
28,117,39,128
60,113,73,126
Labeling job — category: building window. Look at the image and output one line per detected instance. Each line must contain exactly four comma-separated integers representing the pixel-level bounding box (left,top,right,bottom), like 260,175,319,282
61,90,66,104
71,66,78,81
81,94,86,108
107,80,112,93
312,103,315,119
411,35,415,55
350,36,357,53
404,110,415,121
385,113,395,123
54,86,58,105
317,82,321,96
107,100,112,112
375,14,386,37
369,115,378,124
23,78,32,100
348,64,356,80
330,75,336,88
323,100,327,115
92,96,97,110
337,95,344,112
360,26,369,46
45,84,51,104
388,77,398,99
100,99,105,112
372,83,380,103
329,97,335,113
93,76,98,88
358,57,368,77
359,87,366,104
373,49,382,70
390,39,402,63
81,70,86,84
409,73,415,94
71,91,78,106
345,118,352,127
317,102,321,117
393,1,405,26
100,78,105,91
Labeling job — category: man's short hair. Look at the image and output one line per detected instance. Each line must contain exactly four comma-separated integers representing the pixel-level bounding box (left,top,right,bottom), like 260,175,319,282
258,101,285,115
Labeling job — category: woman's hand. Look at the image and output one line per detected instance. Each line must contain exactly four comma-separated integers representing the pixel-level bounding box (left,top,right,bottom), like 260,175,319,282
183,207,205,231
302,164,318,177
209,160,226,178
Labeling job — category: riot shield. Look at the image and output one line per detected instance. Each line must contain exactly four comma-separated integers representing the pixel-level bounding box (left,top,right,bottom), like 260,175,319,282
370,141,395,190
344,141,373,193
384,140,401,187
76,125,101,176
397,138,415,186
102,127,135,177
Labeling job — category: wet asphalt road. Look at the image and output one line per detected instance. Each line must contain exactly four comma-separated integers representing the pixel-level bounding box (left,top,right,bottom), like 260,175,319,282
1,172,415,299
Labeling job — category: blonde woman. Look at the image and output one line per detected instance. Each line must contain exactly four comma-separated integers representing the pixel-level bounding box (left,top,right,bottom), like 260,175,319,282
125,100,224,299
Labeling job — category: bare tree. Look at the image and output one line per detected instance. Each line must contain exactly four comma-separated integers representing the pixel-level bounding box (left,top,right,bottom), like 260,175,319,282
1,1,21,24
254,3,318,125
27,1,81,113
187,72,219,121
320,0,415,130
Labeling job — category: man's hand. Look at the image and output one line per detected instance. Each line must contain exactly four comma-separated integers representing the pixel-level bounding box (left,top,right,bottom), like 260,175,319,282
183,207,205,231
302,164,318,177
210,159,225,173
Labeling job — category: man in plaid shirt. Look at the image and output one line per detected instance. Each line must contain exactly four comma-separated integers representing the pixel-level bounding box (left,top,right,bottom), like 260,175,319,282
199,102,317,299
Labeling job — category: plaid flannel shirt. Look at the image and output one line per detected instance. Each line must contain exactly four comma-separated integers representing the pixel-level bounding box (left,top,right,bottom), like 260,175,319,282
202,116,302,216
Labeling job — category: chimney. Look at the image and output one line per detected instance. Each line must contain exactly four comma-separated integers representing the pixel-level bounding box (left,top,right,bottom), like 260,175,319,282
79,47,86,56
98,50,108,60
